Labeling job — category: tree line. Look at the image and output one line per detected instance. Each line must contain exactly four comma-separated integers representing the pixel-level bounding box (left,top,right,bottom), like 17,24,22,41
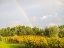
0,25,64,38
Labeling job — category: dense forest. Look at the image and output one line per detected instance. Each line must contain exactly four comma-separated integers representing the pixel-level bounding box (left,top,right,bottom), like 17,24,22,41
0,25,64,38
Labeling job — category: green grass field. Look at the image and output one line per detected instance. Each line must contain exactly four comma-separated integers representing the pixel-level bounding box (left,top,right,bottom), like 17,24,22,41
0,41,25,48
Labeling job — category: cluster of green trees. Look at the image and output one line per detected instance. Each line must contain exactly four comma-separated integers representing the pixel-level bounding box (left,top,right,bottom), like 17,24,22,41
0,25,64,37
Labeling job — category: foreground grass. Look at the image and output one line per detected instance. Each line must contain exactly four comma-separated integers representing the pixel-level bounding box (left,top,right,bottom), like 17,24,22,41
0,41,25,48
8,44,25,48
0,41,9,48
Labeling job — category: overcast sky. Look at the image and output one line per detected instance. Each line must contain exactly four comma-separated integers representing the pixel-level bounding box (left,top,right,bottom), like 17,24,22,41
0,0,64,28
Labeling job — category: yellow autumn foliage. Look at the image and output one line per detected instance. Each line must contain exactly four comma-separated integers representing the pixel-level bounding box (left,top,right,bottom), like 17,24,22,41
3,35,64,48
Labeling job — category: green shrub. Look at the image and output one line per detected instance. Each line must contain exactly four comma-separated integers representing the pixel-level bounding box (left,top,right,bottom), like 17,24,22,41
0,35,3,41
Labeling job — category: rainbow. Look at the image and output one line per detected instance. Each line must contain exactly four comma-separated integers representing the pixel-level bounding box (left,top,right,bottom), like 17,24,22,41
13,0,33,27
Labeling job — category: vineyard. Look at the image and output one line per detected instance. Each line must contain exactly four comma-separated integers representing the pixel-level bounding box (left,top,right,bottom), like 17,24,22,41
1,35,64,48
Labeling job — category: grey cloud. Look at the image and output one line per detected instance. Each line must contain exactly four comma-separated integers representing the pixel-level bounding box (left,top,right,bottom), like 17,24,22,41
0,0,64,28
59,0,64,3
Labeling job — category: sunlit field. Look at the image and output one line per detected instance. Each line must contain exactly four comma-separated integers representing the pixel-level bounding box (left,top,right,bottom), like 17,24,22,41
0,35,64,48
0,41,25,48
0,41,9,48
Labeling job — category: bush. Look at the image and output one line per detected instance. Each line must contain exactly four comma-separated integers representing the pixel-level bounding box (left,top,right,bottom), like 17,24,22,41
0,35,3,41
4,35,64,48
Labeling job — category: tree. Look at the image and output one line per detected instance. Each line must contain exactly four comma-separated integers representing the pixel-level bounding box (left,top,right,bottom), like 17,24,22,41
32,26,40,35
58,25,64,38
49,25,59,37
44,26,50,37
25,26,34,35
39,29,44,35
